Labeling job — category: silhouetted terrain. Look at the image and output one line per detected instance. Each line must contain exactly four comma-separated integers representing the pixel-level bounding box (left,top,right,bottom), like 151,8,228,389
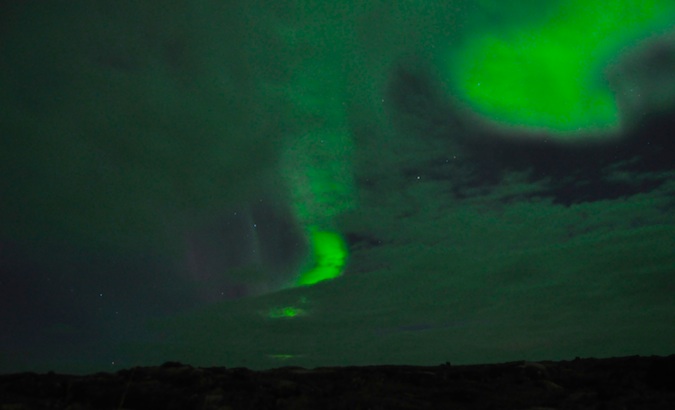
1,355,674,409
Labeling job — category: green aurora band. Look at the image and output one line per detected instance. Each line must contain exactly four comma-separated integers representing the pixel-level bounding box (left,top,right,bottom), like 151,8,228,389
447,0,675,132
266,297,310,320
279,16,356,288
267,306,304,319
296,228,348,286
282,0,675,289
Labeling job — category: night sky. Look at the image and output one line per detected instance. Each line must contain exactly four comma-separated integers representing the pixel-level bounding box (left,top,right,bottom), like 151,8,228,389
1,0,674,374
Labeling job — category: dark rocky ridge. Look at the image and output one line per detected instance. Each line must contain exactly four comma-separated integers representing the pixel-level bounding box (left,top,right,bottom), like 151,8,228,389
1,355,674,409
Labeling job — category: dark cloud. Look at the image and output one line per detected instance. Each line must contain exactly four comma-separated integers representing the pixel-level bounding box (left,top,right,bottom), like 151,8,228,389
384,53,675,206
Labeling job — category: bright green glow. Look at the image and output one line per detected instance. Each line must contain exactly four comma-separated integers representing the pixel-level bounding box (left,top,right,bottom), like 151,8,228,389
267,306,305,319
296,227,348,286
448,0,675,132
278,21,355,290
265,297,310,319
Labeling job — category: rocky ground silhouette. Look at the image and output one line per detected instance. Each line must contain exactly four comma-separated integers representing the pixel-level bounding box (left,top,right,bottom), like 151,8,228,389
1,354,674,409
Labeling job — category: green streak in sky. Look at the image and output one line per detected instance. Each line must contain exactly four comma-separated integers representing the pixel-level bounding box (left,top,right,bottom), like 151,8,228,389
296,228,347,286
268,306,304,319
448,0,675,132
279,62,353,290
266,297,310,319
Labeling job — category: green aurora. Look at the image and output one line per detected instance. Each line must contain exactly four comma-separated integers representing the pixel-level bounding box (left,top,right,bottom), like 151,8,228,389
286,0,675,287
296,228,348,286
447,0,675,132
0,0,674,373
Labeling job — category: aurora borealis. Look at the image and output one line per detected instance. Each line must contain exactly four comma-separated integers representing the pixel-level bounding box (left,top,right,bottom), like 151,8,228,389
1,0,674,373
447,0,675,132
